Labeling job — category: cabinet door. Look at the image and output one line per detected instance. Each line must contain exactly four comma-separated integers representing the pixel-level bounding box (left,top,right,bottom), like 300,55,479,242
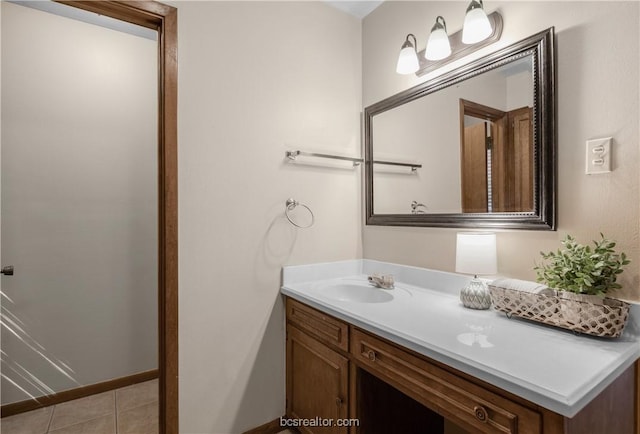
287,325,349,434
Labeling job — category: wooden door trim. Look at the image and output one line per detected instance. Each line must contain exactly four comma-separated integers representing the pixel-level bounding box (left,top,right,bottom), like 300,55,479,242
53,2,179,433
459,98,507,121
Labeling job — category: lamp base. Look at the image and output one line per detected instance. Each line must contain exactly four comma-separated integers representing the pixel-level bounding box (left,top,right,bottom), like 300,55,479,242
460,277,491,310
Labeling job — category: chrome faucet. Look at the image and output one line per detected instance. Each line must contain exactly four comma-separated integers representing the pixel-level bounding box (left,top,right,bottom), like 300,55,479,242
368,273,395,289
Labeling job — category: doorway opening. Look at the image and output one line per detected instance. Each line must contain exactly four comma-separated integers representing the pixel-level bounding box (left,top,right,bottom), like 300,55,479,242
0,1,178,433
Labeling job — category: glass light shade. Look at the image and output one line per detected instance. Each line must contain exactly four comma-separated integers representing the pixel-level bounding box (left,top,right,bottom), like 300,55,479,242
462,2,492,44
425,27,451,60
455,232,497,276
424,17,451,61
396,45,419,74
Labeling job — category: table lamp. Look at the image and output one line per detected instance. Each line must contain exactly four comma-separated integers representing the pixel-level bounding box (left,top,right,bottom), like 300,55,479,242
456,232,497,309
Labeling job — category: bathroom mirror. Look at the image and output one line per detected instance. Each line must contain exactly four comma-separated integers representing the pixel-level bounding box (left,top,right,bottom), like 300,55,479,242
364,28,556,229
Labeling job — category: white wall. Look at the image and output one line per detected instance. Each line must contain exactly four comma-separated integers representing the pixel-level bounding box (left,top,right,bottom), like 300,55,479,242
363,1,640,302
174,2,362,432
1,2,158,404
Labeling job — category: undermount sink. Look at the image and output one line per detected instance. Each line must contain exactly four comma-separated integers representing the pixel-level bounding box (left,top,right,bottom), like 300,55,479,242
319,283,394,303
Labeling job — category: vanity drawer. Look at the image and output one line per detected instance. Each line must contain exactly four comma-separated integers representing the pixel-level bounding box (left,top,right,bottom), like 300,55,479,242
286,298,349,352
351,328,542,434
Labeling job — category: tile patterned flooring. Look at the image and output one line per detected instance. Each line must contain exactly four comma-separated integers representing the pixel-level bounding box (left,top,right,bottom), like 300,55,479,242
0,379,158,434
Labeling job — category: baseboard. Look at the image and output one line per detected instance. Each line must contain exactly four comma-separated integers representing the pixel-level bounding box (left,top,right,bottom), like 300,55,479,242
1,369,158,418
243,416,286,434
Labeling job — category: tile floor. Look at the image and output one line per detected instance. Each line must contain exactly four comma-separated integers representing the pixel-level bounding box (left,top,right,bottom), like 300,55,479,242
0,379,158,434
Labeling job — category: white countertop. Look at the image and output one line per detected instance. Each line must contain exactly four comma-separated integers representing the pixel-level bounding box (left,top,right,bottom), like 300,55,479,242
280,259,640,418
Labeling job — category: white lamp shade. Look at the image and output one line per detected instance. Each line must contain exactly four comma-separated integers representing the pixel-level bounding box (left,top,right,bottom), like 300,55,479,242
425,27,451,61
462,7,492,44
396,46,419,74
455,232,497,275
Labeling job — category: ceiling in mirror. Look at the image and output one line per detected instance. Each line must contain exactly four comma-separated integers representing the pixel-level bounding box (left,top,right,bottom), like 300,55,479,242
364,28,556,230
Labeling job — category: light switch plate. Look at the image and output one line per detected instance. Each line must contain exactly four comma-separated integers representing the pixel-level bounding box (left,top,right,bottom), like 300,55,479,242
585,137,612,174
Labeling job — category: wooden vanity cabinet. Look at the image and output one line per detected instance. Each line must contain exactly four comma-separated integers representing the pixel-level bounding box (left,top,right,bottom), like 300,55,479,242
285,297,637,434
286,299,350,434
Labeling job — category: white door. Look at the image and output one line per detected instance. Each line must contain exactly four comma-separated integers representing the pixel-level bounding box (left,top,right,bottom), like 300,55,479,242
1,1,158,406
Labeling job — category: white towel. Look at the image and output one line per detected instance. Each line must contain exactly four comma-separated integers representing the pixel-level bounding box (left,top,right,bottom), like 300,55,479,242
491,278,555,296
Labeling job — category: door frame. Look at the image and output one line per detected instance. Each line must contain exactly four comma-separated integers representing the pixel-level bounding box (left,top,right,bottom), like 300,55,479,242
458,99,507,213
54,2,179,433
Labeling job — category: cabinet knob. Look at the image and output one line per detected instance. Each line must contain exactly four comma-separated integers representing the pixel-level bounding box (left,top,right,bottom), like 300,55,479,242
474,405,488,423
335,397,343,407
367,350,377,362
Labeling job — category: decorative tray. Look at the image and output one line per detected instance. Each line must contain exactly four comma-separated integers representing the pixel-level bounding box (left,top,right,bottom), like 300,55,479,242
489,285,630,338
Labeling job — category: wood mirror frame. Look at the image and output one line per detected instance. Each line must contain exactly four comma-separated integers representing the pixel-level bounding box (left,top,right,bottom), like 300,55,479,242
55,2,179,433
364,28,556,230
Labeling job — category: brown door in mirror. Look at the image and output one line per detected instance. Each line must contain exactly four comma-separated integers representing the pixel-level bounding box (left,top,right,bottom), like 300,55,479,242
492,107,534,212
460,100,533,213
461,122,489,212
508,107,534,212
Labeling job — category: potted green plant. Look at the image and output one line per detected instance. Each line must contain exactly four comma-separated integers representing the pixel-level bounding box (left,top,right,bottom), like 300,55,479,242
534,234,630,324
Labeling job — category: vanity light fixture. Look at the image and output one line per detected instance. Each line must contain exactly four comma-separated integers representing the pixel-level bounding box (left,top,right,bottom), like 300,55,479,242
425,16,451,61
456,232,497,310
394,2,502,76
395,33,419,75
462,0,493,44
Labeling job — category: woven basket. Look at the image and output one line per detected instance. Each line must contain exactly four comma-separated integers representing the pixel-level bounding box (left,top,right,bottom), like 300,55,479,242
488,285,630,338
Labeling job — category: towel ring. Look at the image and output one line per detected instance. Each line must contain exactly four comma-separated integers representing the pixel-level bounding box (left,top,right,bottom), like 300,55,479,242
285,198,314,228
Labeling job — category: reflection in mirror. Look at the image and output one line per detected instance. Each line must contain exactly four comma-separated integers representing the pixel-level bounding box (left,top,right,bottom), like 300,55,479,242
365,28,556,229
373,57,534,215
459,57,534,213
